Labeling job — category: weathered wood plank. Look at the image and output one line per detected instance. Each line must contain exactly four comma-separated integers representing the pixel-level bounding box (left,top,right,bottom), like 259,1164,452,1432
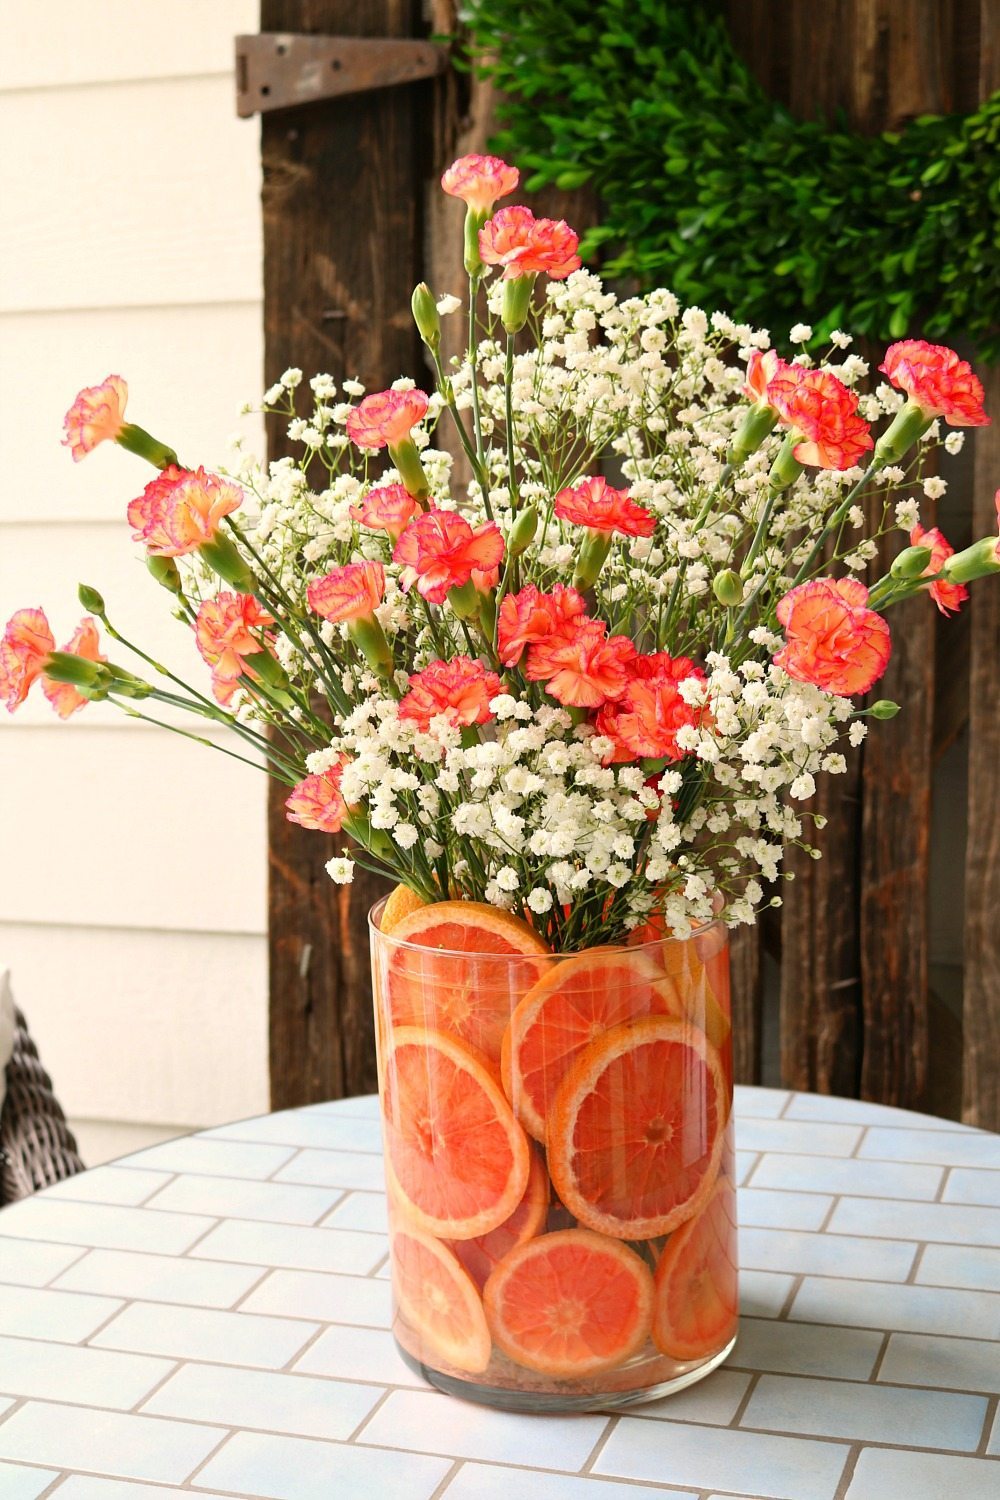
263,0,428,1105
962,2,1000,1130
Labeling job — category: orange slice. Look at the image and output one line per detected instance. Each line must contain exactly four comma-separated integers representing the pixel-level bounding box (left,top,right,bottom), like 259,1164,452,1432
652,1177,738,1361
483,1228,654,1377
380,884,427,934
447,1147,549,1290
390,1220,492,1373
501,949,681,1141
385,901,551,1064
547,1017,726,1240
382,1026,530,1240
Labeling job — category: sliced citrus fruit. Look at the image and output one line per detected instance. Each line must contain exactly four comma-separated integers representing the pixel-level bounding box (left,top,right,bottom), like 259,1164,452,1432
652,1177,738,1361
547,1017,726,1240
501,949,681,1140
390,1219,492,1373
380,884,427,934
385,901,551,1063
447,1147,549,1289
483,1228,654,1376
382,1026,530,1240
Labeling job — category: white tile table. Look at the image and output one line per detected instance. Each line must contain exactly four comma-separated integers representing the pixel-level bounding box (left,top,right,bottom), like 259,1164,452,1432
0,1087,997,1500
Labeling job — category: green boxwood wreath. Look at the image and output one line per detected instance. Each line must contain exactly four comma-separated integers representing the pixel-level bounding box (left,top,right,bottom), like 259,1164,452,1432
460,0,1000,358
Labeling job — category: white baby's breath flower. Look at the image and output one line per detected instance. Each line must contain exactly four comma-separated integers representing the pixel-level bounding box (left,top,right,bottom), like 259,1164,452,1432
436,294,462,316
527,887,554,914
789,323,812,343
325,856,354,884
922,476,947,500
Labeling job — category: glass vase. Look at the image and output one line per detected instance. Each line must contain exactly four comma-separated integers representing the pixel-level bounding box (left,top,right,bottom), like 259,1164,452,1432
369,900,737,1413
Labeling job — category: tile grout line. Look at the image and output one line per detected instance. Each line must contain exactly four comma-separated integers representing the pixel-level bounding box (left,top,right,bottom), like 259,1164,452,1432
227,1264,279,1313
817,1192,843,1234
905,1241,929,1285
129,1358,184,1413
279,1318,329,1373
727,1368,761,1427
867,1329,892,1383
344,1383,397,1445
180,1424,239,1489
832,1441,864,1500
427,1458,464,1499
976,1393,999,1456
777,1273,803,1320
577,1411,618,1474
42,1246,91,1288
850,1126,869,1160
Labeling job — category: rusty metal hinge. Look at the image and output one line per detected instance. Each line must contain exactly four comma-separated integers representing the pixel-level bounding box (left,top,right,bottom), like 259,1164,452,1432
235,33,447,118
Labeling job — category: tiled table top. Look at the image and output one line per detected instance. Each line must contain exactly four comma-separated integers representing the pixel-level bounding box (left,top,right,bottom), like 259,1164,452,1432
0,1087,997,1500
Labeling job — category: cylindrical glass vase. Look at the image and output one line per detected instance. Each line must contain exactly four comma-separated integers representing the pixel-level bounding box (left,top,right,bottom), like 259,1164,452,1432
369,900,737,1413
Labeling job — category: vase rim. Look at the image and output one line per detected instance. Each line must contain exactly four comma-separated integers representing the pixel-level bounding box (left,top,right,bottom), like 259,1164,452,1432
367,896,726,960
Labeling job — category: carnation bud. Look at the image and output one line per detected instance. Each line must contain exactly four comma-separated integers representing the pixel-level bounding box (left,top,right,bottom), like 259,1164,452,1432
411,282,441,353
890,545,934,580
508,505,538,557
387,438,431,502
869,699,901,720
43,651,111,693
940,535,1000,584
463,208,488,278
347,616,394,680
145,556,184,595
77,583,106,615
712,569,743,607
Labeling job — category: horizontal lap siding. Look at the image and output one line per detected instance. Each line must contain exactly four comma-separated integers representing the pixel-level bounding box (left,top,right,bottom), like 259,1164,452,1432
0,2,267,1135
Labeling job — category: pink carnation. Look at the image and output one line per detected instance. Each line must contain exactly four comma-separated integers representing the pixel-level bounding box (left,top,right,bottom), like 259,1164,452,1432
345,389,429,450
441,154,519,214
128,466,243,557
774,578,891,696
285,765,349,835
0,608,55,712
398,655,502,733
307,562,385,624
497,583,586,667
42,618,106,719
524,618,637,708
765,364,873,470
910,523,968,617
350,483,420,541
595,653,707,764
62,375,128,461
553,475,655,537
880,341,990,427
393,509,505,605
478,206,581,281
195,593,275,681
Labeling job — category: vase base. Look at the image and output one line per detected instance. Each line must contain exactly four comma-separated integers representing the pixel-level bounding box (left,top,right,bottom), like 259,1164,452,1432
395,1331,738,1414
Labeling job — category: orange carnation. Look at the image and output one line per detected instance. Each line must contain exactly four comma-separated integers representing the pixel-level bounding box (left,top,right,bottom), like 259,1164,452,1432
742,349,786,403
195,593,275,681
307,561,385,624
441,154,519,215
478,206,581,281
910,523,968,617
595,653,707,764
393,509,504,605
62,375,128,461
350,483,420,541
524,618,637,708
774,578,891,696
127,466,243,557
0,608,55,711
285,765,349,835
553,475,655,537
42,617,106,719
765,365,873,470
398,655,502,733
497,583,586,667
345,389,429,450
880,341,990,427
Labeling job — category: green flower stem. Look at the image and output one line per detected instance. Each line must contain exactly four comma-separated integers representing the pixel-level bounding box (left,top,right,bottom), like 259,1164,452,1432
110,701,300,786
468,275,487,472
505,333,519,517
431,350,493,518
662,463,734,639
789,461,884,588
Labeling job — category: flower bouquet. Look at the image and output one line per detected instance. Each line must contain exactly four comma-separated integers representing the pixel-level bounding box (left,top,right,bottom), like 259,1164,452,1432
3,153,996,1411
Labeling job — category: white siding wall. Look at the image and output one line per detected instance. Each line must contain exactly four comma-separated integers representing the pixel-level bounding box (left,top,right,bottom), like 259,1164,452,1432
0,1,269,1159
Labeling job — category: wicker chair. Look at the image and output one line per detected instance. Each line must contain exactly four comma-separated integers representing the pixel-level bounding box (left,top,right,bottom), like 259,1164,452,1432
0,1000,84,1206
